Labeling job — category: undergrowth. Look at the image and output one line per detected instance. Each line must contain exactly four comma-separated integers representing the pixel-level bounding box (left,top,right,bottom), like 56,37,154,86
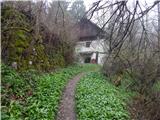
1,64,98,120
76,72,133,120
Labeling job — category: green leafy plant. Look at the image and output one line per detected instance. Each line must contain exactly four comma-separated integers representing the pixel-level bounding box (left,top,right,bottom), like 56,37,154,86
76,72,133,120
1,64,98,120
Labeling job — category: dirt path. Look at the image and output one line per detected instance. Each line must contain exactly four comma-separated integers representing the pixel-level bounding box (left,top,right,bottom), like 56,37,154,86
56,73,85,120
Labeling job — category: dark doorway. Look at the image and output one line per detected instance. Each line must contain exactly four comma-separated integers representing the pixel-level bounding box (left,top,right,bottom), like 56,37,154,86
86,41,91,47
84,57,91,63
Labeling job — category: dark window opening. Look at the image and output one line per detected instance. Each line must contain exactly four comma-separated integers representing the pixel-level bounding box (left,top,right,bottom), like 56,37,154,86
86,41,91,47
84,57,91,63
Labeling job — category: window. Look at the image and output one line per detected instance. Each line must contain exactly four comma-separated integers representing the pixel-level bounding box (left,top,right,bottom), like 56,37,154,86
86,41,91,47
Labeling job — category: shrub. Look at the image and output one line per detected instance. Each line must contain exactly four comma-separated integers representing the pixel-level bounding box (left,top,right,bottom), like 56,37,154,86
102,56,126,77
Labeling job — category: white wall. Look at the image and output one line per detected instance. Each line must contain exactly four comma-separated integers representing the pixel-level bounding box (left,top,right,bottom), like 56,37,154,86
98,53,106,65
75,39,105,52
75,39,108,65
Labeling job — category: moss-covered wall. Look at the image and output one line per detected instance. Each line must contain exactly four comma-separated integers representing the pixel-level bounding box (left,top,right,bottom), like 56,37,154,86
1,4,74,72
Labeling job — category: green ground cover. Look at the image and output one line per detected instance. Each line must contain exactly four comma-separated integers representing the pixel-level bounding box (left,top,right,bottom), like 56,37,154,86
76,72,133,120
153,81,160,91
1,64,97,120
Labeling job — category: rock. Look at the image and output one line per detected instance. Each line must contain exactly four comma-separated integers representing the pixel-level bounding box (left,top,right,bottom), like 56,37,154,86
11,62,17,69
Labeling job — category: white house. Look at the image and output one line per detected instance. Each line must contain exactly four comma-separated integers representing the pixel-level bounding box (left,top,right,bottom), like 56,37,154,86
74,18,107,65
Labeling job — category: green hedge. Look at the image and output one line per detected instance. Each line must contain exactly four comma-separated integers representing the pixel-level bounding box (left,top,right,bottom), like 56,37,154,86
76,72,133,120
1,64,98,120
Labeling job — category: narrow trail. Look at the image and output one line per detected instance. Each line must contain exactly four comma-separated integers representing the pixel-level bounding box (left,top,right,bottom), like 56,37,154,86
56,72,85,120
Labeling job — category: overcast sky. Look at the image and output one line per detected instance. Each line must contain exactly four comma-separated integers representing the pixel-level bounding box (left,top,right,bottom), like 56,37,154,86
47,0,156,10
73,0,157,21
46,0,158,17
45,0,158,26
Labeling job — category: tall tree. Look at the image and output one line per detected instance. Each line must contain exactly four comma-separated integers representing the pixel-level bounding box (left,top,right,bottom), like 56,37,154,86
158,2,160,59
69,0,86,21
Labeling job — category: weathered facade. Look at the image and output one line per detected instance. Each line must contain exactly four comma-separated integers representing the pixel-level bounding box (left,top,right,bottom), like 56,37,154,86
75,18,107,65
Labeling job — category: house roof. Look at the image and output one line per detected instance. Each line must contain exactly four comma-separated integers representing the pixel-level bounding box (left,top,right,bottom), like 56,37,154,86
75,18,104,41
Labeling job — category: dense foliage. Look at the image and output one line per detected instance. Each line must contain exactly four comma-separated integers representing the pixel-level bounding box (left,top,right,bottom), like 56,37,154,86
1,1,77,72
154,81,160,91
76,72,133,120
1,5,35,70
1,64,97,120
